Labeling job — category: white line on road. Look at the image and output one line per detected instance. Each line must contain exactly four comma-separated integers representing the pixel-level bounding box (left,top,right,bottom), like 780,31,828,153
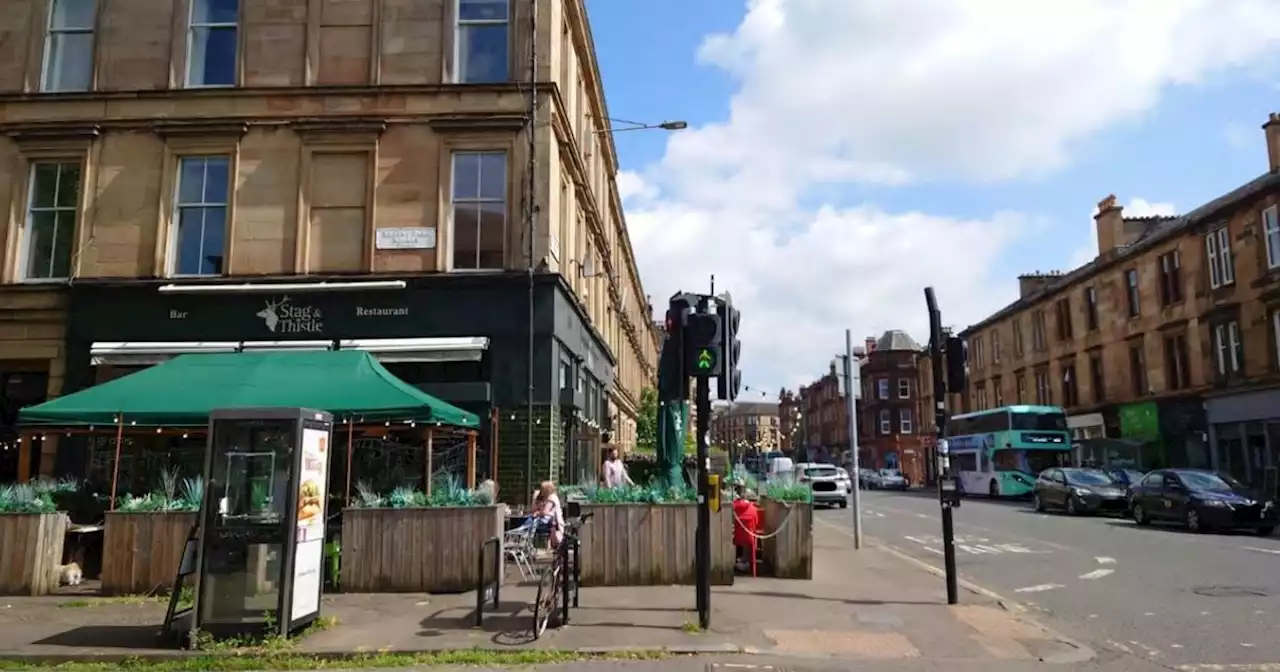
1095,556,1116,564
1014,584,1063,593
1106,640,1133,654
1078,568,1115,580
1245,546,1280,555
914,513,930,519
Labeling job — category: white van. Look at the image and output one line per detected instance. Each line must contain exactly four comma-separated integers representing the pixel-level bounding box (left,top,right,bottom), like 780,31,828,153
766,456,795,483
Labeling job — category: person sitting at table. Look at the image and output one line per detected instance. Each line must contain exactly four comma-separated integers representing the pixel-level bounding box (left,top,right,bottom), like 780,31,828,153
732,484,760,570
533,481,565,548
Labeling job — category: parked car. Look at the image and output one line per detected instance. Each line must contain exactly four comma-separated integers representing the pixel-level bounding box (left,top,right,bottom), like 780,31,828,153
794,462,849,508
836,467,853,490
1130,469,1277,535
858,468,880,489
877,469,909,490
1105,468,1146,511
1033,468,1128,515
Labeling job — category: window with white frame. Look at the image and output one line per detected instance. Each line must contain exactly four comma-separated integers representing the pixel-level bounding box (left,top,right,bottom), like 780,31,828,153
897,378,910,399
23,162,82,281
1265,206,1280,271
186,0,238,87
1214,320,1242,375
1205,226,1235,289
879,409,890,435
172,156,230,276
451,151,507,270
455,0,509,83
899,409,913,434
42,0,96,92
877,378,889,400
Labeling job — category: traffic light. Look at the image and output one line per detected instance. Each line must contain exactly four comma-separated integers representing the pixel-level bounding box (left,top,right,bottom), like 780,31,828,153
684,313,722,377
716,296,741,401
944,335,969,393
658,296,694,402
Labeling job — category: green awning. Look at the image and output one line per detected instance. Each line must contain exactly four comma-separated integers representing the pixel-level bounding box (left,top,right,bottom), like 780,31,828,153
19,350,479,429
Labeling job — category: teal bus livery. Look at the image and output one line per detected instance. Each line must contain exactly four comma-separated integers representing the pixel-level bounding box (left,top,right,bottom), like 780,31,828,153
946,405,1072,497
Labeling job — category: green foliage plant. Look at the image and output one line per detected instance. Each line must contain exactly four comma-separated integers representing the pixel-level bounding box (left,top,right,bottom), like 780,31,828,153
116,468,203,512
764,482,813,504
348,473,493,509
577,479,697,504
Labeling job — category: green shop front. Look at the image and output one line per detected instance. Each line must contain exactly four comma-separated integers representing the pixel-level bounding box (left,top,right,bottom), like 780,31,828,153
1106,398,1209,470
49,274,616,505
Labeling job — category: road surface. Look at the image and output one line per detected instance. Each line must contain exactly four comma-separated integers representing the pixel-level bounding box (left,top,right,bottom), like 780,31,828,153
817,488,1280,671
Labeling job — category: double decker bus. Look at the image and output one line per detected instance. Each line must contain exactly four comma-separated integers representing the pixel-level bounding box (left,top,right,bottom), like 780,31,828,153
946,405,1072,498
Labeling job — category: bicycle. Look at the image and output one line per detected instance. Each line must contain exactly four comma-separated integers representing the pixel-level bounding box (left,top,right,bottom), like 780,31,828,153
532,511,592,638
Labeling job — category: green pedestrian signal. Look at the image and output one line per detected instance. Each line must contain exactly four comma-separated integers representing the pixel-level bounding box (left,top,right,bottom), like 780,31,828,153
684,313,722,377
697,348,715,370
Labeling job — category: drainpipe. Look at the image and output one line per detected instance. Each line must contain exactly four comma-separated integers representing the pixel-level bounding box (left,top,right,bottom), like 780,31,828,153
524,0,539,508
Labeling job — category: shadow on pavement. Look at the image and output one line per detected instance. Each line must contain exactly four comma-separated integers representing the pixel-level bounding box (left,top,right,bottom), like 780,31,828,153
35,625,161,649
728,590,936,607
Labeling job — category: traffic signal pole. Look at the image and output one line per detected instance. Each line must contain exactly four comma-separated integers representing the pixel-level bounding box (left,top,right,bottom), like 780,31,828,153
925,287,960,605
694,364,712,629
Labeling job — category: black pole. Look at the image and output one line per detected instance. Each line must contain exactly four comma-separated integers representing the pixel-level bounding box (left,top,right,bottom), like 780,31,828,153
925,287,959,605
695,322,712,628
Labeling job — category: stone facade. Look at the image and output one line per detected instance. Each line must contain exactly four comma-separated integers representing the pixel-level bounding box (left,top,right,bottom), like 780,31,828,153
0,0,657,485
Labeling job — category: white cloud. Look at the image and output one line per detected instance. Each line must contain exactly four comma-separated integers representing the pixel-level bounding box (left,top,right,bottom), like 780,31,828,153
1124,198,1178,218
622,0,1280,392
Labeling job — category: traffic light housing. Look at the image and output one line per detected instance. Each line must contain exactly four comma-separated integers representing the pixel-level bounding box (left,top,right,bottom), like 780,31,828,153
684,313,722,377
944,335,969,393
657,298,694,402
716,297,741,401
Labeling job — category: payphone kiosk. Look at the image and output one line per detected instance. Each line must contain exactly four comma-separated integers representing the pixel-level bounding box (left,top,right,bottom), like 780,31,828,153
190,408,333,641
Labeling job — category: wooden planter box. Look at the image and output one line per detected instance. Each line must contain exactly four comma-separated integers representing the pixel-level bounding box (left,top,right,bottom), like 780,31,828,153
761,498,814,579
341,506,502,593
0,513,68,596
102,512,198,596
578,504,734,587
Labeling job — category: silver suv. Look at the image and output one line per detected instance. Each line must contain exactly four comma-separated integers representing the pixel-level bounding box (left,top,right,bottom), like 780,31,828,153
794,462,849,508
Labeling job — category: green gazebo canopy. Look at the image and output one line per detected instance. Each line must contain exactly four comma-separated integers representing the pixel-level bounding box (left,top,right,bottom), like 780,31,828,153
19,350,479,429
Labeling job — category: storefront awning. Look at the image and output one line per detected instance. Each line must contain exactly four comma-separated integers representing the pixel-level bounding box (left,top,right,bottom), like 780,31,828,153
90,342,240,366
21,350,479,428
90,337,489,365
339,337,489,363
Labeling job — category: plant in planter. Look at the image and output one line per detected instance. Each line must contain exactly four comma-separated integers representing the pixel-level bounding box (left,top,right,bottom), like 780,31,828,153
0,481,73,596
760,482,814,579
341,474,500,593
575,480,697,504
103,470,203,595
116,469,204,512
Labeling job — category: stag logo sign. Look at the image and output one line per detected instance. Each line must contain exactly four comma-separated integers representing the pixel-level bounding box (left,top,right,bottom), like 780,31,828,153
257,296,324,334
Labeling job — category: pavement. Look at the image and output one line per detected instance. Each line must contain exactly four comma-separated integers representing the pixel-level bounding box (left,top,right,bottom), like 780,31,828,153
834,487,1280,671
0,514,1088,670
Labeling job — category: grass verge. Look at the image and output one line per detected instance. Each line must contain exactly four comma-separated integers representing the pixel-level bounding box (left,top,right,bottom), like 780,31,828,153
0,649,671,672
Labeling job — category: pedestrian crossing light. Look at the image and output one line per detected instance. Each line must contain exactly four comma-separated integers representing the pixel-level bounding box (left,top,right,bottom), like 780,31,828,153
684,313,722,377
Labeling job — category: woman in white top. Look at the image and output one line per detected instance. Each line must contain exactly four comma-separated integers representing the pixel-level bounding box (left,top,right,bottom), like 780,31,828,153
600,446,634,489
533,481,565,547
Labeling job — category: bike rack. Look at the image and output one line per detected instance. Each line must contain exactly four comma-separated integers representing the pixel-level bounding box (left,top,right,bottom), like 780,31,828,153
474,536,501,627
556,527,585,626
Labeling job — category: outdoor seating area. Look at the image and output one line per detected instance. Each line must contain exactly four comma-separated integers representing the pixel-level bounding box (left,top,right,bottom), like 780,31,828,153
1,350,490,598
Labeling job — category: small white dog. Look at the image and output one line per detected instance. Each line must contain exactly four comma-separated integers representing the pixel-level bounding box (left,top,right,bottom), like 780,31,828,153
57,562,83,587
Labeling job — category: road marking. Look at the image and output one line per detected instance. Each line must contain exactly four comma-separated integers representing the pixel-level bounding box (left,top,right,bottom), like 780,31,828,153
1095,556,1116,564
1129,640,1161,657
914,513,930,519
1078,569,1114,580
1170,644,1183,649
1243,644,1256,648
1245,546,1280,555
1177,664,1280,671
1106,640,1133,654
1014,584,1063,593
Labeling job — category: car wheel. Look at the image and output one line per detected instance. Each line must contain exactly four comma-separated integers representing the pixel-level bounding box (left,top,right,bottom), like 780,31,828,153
1257,526,1275,537
1132,503,1149,525
839,499,848,509
1066,497,1078,516
1185,508,1203,533
988,480,999,498
1033,493,1045,512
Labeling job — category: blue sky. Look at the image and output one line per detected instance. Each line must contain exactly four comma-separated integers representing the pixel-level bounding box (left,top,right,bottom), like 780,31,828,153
584,0,1280,393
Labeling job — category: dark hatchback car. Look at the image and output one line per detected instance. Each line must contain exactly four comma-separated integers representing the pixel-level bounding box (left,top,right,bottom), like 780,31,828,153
1033,468,1129,515
1130,469,1277,536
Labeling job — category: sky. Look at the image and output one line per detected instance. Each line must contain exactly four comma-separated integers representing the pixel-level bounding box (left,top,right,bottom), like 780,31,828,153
585,0,1280,402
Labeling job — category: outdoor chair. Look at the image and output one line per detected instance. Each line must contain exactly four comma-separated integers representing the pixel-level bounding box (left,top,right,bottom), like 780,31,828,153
504,517,537,581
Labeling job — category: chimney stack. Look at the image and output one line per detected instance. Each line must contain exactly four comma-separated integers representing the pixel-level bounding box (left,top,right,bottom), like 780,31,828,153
1265,113,1280,173
1094,194,1123,256
865,337,877,354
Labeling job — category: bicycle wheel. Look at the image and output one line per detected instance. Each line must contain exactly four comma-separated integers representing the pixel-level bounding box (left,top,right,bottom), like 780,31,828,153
532,565,560,638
